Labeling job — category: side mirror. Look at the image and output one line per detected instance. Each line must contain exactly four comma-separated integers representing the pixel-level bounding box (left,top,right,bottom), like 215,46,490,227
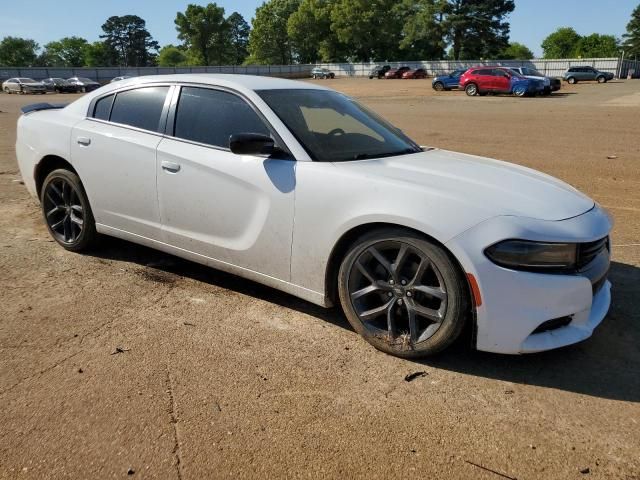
229,133,277,156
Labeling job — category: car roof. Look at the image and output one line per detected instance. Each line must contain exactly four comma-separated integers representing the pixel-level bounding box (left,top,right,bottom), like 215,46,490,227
109,73,332,92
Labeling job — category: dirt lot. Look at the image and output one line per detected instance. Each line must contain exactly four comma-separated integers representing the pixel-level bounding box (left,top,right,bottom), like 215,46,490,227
1,78,639,480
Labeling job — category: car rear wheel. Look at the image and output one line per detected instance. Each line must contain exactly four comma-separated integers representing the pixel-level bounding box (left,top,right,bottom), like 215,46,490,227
567,77,577,84
338,229,468,358
597,76,606,83
465,83,478,96
433,82,445,91
3,87,10,94
40,169,97,252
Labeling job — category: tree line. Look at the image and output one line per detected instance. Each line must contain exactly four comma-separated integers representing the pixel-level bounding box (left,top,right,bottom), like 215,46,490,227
1,1,639,68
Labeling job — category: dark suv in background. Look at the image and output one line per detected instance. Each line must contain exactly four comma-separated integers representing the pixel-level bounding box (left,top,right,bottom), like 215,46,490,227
369,65,391,79
563,66,614,84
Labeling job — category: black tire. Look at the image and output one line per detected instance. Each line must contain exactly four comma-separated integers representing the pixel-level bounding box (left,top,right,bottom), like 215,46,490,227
465,83,478,96
3,87,10,94
597,76,606,84
433,82,445,91
40,169,97,252
338,228,469,358
567,77,577,84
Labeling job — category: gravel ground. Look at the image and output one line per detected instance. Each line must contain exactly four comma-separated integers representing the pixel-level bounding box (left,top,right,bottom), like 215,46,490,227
0,78,639,479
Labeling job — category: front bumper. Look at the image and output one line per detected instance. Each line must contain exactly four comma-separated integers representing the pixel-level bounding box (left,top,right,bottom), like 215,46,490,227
446,205,613,354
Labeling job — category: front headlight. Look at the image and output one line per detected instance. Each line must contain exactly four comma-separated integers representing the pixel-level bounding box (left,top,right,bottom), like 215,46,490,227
485,240,577,271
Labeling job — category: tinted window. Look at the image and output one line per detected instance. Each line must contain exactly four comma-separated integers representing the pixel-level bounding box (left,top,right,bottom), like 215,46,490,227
476,69,493,75
93,94,114,121
110,87,169,132
174,87,270,148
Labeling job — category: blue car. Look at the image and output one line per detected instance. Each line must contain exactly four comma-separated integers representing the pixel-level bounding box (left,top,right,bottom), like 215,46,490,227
432,69,467,91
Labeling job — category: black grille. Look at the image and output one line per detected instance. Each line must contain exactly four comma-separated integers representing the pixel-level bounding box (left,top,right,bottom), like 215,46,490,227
532,316,573,334
577,237,609,269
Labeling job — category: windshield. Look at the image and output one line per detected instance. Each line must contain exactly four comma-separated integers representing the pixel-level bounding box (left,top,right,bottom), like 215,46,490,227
258,89,421,162
77,77,94,83
522,68,542,76
18,78,37,83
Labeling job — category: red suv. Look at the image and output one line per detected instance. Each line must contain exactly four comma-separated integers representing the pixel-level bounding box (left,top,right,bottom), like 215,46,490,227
459,67,543,97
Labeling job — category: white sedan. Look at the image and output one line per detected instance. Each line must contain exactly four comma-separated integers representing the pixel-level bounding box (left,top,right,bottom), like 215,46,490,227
15,74,612,357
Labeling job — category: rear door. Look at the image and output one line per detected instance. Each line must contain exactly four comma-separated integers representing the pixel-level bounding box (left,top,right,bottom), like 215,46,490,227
492,69,511,92
155,85,295,280
70,85,172,239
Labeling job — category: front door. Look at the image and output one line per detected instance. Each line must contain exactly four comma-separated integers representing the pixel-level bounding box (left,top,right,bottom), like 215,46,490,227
156,86,296,281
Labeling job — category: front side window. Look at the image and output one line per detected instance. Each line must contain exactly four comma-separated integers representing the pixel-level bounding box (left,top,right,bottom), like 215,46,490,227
110,86,169,132
173,87,270,149
258,89,421,162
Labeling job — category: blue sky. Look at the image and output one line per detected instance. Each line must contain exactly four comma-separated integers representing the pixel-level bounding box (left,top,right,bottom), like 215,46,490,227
0,0,636,57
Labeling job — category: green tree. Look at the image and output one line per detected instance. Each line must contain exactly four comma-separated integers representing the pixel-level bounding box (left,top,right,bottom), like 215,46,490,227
158,45,188,66
500,41,534,59
442,0,515,60
330,0,404,62
175,3,231,65
0,36,39,66
247,0,300,64
100,15,159,66
397,0,446,60
541,27,581,58
576,33,620,58
623,4,640,58
40,36,88,67
83,41,119,67
226,12,250,64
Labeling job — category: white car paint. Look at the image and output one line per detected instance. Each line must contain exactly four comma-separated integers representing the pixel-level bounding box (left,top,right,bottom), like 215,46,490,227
15,74,612,354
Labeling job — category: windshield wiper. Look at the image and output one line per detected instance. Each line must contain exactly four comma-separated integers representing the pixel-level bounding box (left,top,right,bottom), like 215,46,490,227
351,148,419,161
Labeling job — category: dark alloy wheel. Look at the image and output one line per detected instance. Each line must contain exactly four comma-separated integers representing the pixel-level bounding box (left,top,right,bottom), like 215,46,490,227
433,82,445,91
41,169,97,252
338,230,468,357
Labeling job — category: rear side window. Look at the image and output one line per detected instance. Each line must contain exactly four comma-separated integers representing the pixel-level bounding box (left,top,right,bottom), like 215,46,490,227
110,86,169,132
93,94,114,121
173,87,270,149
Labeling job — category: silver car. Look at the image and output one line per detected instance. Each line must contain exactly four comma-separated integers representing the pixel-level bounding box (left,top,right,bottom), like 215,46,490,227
2,77,47,94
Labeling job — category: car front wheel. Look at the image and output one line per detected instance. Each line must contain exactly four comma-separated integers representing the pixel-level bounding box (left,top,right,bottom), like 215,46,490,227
465,83,478,96
338,229,469,358
597,76,606,83
433,82,445,91
567,77,577,84
41,169,97,252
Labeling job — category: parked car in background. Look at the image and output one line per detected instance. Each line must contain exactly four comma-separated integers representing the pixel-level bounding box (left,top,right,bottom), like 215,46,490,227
110,76,134,83
460,67,544,97
42,78,78,93
402,68,427,79
431,69,467,91
311,67,335,79
563,66,614,84
385,66,411,79
509,67,561,94
2,78,46,94
15,74,612,357
369,65,391,79
67,77,101,93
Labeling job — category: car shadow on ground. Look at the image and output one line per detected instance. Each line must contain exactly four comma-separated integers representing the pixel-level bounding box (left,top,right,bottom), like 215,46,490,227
91,238,639,403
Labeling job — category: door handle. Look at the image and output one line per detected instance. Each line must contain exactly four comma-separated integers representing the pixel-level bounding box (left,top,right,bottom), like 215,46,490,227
161,161,181,173
77,137,91,146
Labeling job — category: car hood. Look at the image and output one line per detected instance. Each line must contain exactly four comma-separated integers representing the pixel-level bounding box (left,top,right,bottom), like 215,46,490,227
333,149,594,221
523,75,551,85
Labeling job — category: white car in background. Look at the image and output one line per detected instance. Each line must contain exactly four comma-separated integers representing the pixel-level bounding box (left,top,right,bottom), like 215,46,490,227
2,77,47,94
15,74,612,357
